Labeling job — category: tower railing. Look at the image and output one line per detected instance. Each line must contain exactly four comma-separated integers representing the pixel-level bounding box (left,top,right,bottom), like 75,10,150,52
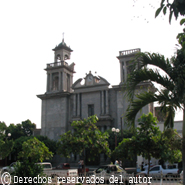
119,48,141,56
47,61,68,68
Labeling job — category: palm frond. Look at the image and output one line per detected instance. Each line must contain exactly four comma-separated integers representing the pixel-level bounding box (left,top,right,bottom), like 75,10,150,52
125,91,158,124
135,52,173,76
163,105,175,128
125,51,184,130
126,67,175,101
157,89,181,108
126,88,180,127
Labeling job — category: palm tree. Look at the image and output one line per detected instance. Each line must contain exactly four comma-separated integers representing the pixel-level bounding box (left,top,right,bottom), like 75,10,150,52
125,49,185,182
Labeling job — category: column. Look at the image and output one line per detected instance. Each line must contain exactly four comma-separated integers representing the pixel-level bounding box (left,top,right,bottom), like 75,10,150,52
73,94,76,116
61,72,64,91
120,61,124,83
47,73,50,92
101,91,104,115
50,73,52,91
61,72,65,91
59,72,61,91
106,90,109,114
77,94,80,117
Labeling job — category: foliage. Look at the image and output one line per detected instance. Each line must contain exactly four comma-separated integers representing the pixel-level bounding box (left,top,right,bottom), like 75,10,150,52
0,122,14,159
106,129,133,164
106,129,133,151
18,137,53,163
124,26,185,182
11,135,57,160
11,136,32,159
0,121,7,137
36,135,58,155
21,119,36,136
13,161,43,185
176,19,185,49
6,119,36,140
159,128,182,163
13,137,53,184
57,115,110,163
155,0,185,23
113,113,181,176
125,50,185,128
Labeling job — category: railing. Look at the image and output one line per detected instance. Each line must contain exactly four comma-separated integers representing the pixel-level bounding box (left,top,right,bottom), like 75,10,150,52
47,61,68,68
119,48,141,56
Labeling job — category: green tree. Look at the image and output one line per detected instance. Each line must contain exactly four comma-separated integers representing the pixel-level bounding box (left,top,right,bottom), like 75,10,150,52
18,137,53,162
9,135,57,161
0,122,14,160
155,0,185,23
36,135,58,155
106,129,133,151
106,129,133,164
114,113,181,176
6,119,36,140
11,136,32,160
57,115,110,171
13,137,53,185
159,128,182,164
21,119,36,136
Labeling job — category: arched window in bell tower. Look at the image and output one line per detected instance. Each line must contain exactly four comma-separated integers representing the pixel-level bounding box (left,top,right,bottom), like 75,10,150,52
64,54,69,60
126,61,134,75
56,55,61,62
52,75,59,91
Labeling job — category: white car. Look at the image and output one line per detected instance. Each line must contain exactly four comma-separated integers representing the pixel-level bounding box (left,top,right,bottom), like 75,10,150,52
93,164,129,184
137,165,179,176
1,162,52,175
1,162,17,175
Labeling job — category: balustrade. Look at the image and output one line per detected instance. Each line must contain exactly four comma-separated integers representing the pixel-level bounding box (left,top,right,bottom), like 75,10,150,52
47,61,68,68
119,48,140,56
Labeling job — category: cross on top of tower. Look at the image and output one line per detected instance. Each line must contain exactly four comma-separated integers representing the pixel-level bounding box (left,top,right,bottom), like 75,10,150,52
62,32,64,43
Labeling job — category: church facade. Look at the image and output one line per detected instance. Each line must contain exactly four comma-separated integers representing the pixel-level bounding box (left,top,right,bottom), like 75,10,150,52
37,39,154,142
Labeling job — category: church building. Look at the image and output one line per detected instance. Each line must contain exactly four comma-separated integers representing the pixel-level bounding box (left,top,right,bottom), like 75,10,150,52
37,39,154,165
37,39,154,141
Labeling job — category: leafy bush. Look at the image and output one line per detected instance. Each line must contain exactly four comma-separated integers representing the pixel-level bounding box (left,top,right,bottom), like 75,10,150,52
13,161,44,185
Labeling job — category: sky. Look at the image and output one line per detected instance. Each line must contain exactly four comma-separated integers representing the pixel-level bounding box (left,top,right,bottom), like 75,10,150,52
0,0,184,128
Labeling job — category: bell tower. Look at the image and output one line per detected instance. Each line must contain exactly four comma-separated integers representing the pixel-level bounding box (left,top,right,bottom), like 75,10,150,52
37,39,75,141
117,48,141,83
45,39,75,93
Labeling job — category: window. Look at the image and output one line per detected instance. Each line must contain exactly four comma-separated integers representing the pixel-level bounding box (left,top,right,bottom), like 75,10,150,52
56,54,61,62
88,104,94,117
150,166,160,171
52,75,59,91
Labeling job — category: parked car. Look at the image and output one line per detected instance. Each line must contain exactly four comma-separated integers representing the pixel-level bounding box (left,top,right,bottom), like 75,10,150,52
1,162,52,175
94,164,125,174
36,162,53,170
93,164,129,184
55,163,70,169
1,162,17,175
137,165,179,176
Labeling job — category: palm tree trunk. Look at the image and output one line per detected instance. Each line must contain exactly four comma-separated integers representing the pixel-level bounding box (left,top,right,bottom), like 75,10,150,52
182,107,185,185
